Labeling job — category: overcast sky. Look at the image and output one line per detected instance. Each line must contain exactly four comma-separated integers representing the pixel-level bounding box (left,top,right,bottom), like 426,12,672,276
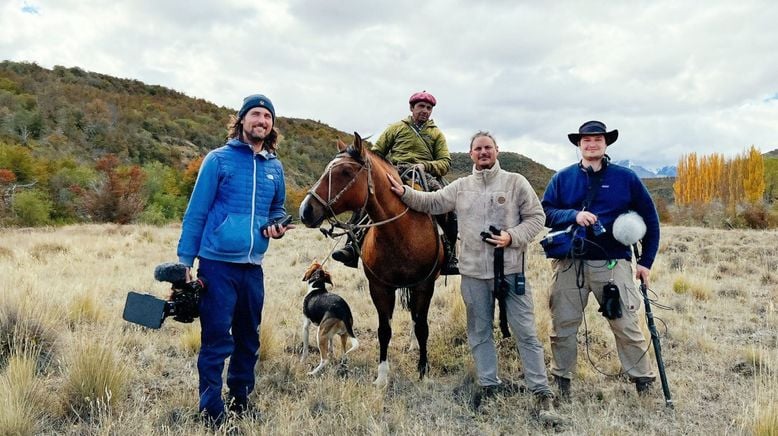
2,0,777,170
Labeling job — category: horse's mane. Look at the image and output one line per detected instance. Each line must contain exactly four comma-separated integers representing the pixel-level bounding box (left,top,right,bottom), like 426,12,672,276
345,145,399,176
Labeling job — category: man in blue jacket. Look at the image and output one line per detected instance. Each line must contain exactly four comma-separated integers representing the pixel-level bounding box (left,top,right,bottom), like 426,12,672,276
177,93,292,424
541,120,659,399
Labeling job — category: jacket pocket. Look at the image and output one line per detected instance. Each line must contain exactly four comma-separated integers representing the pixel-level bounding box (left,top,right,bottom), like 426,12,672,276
207,213,252,255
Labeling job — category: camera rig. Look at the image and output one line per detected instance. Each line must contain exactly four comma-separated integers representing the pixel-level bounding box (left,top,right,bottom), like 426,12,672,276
122,263,206,329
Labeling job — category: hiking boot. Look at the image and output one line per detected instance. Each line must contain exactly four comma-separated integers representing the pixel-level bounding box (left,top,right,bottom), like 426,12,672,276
635,377,653,396
555,376,571,401
470,384,499,411
332,244,358,268
441,238,459,275
534,392,569,427
200,410,225,429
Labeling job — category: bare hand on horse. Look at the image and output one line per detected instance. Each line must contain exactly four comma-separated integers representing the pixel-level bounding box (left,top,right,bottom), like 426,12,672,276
387,173,406,196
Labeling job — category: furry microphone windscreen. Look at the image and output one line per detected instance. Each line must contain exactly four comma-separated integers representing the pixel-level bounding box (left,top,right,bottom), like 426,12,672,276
612,211,647,246
154,262,189,284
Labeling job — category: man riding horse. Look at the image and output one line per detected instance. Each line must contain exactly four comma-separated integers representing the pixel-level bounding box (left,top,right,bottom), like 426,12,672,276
331,91,459,275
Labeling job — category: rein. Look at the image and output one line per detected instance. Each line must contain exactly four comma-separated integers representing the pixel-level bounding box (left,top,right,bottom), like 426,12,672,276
310,149,440,288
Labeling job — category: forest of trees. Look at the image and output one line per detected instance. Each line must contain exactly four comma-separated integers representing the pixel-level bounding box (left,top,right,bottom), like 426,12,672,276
672,146,775,228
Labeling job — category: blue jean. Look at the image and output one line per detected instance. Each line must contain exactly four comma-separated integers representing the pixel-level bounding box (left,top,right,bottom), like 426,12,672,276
196,258,264,419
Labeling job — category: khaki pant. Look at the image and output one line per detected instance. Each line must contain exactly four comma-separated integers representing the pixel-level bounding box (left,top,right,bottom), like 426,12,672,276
548,259,655,381
461,275,552,394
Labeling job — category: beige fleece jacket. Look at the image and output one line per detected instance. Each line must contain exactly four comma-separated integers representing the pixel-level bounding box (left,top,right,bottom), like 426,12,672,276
400,160,545,279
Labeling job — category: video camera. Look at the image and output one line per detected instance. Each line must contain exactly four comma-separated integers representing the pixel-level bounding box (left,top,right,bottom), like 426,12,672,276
122,263,206,329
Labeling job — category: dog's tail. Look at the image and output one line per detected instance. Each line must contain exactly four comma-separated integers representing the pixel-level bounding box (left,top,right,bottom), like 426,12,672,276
345,336,359,355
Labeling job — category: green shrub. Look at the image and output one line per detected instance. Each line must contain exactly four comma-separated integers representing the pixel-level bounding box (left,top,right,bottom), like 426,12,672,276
11,189,52,226
672,276,691,294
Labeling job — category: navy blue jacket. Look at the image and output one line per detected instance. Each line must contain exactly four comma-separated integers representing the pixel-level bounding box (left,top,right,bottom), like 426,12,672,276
541,161,660,268
177,138,286,266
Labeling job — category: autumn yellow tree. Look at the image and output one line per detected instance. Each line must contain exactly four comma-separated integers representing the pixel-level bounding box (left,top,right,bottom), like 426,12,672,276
742,145,765,203
674,153,701,205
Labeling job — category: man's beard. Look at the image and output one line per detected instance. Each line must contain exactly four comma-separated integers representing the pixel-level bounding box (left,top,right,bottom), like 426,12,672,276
244,125,268,143
246,131,267,142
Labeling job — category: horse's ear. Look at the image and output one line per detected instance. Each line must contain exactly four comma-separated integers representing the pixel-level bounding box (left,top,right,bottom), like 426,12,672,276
336,139,347,152
353,132,364,155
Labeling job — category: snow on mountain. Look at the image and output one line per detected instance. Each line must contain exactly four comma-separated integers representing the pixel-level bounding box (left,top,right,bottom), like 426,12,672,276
612,160,676,178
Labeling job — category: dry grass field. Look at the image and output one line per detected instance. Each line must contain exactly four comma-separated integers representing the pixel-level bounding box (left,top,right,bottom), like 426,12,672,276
0,224,776,435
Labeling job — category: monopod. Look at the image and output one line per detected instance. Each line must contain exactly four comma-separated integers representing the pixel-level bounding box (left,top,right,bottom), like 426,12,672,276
640,277,674,409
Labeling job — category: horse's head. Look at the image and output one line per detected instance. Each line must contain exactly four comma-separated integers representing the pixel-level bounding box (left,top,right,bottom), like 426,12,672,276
299,132,371,228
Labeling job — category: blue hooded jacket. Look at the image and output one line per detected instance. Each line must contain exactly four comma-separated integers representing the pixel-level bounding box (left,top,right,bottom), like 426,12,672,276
177,138,286,266
541,162,660,268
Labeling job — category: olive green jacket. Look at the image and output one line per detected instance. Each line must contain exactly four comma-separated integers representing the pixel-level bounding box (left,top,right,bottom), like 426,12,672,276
371,117,451,177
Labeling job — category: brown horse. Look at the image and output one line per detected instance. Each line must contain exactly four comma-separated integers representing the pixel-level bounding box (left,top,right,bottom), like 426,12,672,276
298,133,443,386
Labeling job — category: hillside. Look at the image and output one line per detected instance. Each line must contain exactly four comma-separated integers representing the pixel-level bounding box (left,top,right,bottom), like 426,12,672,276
1,60,681,226
0,61,554,193
448,151,555,195
0,61,359,190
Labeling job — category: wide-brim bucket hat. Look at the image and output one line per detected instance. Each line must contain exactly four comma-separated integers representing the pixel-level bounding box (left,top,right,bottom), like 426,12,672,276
568,120,618,146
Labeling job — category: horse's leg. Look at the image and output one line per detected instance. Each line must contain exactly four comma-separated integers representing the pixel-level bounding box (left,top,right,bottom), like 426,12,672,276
370,283,395,387
411,281,434,380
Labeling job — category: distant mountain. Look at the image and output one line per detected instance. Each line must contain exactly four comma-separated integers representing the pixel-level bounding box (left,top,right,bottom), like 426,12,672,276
0,61,555,194
656,166,677,177
613,160,676,179
765,149,778,158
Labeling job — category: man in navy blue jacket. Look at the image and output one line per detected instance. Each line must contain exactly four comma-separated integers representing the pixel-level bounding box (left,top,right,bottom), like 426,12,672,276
177,93,292,424
541,120,659,399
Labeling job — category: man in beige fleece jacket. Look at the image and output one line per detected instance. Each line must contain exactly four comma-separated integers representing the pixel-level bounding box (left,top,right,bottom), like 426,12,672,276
388,131,560,420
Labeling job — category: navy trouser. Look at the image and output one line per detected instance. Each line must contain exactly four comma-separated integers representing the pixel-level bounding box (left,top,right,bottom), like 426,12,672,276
196,258,264,419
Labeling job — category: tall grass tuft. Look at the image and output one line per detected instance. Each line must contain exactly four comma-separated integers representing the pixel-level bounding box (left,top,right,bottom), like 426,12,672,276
259,319,280,362
689,281,712,301
67,291,104,326
29,242,69,261
753,407,778,436
0,353,42,435
179,323,200,356
0,246,14,260
62,338,130,419
672,275,691,294
0,299,59,373
751,349,778,436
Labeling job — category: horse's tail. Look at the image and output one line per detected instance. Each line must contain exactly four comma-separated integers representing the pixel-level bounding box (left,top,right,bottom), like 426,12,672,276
397,288,411,311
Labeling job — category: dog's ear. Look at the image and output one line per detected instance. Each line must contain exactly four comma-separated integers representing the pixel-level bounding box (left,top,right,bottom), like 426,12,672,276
302,261,319,281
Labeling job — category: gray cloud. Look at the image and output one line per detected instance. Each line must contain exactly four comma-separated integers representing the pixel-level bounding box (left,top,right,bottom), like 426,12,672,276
2,0,776,170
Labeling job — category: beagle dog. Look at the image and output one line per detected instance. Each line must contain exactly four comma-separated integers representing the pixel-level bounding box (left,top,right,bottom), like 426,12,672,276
300,261,359,375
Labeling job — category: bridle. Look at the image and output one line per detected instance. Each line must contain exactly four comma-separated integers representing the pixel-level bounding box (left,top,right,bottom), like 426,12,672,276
308,148,440,288
307,148,409,234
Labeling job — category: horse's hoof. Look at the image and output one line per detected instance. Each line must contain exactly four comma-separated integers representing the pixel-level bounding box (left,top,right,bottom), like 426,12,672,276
372,377,388,388
417,362,429,380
